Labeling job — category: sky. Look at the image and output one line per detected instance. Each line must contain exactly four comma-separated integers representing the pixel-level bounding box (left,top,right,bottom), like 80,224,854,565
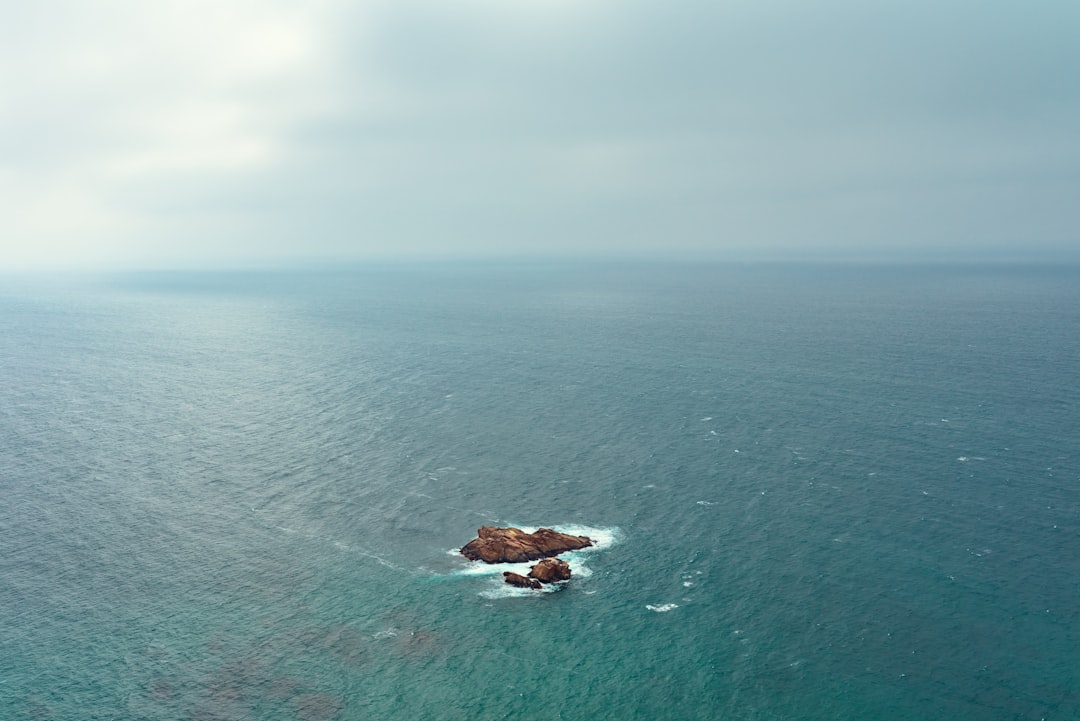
2,0,1078,270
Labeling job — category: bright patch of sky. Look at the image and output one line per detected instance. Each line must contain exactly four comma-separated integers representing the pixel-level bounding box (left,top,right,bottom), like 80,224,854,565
2,0,1078,269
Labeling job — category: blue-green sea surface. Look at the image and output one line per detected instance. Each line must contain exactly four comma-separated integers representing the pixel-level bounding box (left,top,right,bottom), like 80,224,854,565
1,263,1077,720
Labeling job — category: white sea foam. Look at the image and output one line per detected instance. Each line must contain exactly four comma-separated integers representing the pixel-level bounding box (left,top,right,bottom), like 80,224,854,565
547,524,621,553
646,603,679,613
455,560,535,578
479,581,564,600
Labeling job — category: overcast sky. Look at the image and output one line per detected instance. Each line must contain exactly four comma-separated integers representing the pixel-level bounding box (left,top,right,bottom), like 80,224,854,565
2,0,1078,269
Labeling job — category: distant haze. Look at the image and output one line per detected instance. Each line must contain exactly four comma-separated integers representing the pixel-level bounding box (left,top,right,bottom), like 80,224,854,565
2,0,1078,270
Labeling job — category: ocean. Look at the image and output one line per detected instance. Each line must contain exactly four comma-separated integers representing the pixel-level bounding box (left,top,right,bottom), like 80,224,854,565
1,262,1077,720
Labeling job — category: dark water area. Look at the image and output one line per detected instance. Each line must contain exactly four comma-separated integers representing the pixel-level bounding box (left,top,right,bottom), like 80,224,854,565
1,263,1078,720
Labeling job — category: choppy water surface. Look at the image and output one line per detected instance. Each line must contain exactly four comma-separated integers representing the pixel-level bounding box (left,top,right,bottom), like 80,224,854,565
1,263,1078,720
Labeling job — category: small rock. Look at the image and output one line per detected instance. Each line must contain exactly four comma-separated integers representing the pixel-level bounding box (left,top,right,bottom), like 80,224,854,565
503,572,542,590
528,558,571,583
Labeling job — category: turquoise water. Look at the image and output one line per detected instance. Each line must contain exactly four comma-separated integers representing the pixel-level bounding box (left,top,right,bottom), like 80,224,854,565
1,263,1078,720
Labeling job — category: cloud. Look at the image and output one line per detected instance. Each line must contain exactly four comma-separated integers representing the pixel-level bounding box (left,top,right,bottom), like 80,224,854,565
1,0,1078,268
1,0,339,267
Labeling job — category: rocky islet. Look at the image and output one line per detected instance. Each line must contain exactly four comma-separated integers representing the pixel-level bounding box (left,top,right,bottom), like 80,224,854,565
461,527,591,590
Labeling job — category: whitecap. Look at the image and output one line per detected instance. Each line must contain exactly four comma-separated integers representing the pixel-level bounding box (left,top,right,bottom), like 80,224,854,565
646,604,679,613
696,500,714,506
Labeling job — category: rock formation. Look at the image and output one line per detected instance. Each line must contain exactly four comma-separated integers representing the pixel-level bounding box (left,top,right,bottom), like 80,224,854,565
528,558,571,583
460,526,593,564
460,526,588,591
502,572,543,590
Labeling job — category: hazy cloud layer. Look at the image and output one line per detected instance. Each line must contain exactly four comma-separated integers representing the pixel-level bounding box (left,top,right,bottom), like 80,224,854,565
3,0,1078,268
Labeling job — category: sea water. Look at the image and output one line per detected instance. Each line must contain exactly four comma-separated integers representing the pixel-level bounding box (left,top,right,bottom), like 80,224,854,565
1,262,1077,720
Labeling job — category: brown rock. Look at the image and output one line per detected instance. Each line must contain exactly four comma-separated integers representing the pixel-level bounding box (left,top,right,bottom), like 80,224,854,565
461,526,593,564
528,558,572,583
502,572,542,590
